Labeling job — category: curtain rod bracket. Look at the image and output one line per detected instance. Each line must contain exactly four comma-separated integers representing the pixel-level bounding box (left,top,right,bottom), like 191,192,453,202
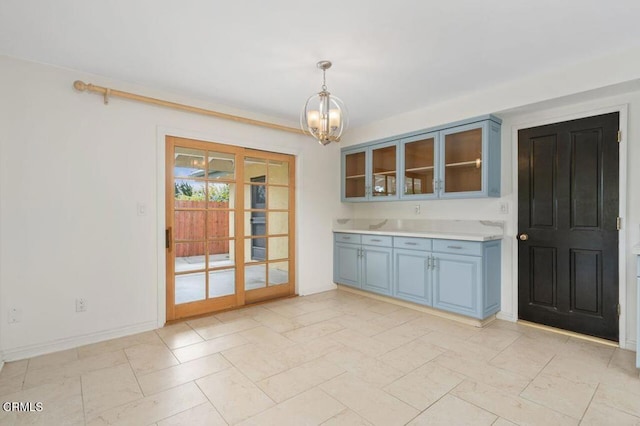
104,88,111,105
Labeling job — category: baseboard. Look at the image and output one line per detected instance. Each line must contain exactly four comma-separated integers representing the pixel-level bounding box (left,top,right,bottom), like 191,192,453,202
622,339,637,352
299,283,337,296
0,321,158,362
337,285,494,328
496,311,516,322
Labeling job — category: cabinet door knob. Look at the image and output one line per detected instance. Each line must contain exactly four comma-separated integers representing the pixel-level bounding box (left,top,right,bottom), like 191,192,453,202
518,233,529,241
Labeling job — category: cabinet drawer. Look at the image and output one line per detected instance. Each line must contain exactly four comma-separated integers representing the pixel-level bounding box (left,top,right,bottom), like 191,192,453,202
433,239,482,256
393,237,432,251
334,233,361,244
362,235,393,247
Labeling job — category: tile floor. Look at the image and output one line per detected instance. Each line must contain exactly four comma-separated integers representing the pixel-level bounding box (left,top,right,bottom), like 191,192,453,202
0,289,638,425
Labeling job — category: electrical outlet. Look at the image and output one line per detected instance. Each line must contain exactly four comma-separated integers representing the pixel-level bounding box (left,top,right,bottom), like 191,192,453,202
137,202,147,216
414,205,421,215
8,307,22,324
76,298,87,313
499,202,509,214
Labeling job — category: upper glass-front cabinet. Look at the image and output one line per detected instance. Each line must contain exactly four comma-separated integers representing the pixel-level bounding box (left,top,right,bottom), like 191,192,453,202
344,150,366,199
371,143,398,198
402,133,437,198
342,116,501,202
438,120,500,198
342,141,399,201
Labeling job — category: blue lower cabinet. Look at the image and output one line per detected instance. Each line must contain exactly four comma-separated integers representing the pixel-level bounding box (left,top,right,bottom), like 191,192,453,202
394,249,431,305
362,246,393,296
432,253,482,318
334,233,501,320
334,242,360,288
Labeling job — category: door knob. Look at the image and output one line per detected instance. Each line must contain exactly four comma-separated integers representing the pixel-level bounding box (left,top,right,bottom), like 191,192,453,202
518,233,529,241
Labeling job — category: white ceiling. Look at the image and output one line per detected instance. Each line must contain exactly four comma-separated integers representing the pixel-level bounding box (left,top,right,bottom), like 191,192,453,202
1,0,640,128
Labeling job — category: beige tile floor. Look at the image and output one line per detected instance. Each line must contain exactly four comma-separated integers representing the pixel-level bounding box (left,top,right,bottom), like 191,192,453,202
0,289,639,425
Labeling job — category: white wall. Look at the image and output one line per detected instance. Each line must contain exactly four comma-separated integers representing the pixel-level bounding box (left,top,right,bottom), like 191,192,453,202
342,46,640,350
0,55,347,361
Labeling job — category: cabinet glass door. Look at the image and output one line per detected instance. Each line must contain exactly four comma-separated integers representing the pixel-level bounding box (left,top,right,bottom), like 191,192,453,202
403,134,436,196
371,143,398,198
344,151,366,199
443,125,483,194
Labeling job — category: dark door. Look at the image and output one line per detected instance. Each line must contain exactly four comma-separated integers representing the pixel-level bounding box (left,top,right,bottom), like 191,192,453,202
518,112,619,341
250,176,266,261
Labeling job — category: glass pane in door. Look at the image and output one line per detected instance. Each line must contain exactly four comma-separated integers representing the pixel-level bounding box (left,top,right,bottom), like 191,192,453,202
371,145,397,197
207,152,235,180
268,261,289,286
404,137,435,195
268,160,289,185
344,151,366,198
174,147,206,178
444,128,482,193
175,272,206,304
208,269,235,297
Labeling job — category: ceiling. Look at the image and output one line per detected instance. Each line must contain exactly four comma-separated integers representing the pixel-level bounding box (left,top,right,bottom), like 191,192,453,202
1,0,640,128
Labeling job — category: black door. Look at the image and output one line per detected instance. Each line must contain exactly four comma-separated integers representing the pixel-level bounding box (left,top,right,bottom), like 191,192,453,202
518,112,619,341
250,176,266,261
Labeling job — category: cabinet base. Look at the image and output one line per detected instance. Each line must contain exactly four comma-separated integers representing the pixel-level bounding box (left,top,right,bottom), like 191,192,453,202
337,285,496,328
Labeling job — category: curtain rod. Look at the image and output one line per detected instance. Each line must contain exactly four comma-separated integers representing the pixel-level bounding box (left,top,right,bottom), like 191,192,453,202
72,80,305,135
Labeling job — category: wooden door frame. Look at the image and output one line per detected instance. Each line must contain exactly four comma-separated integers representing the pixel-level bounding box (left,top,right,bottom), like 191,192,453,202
155,127,301,328
509,104,629,348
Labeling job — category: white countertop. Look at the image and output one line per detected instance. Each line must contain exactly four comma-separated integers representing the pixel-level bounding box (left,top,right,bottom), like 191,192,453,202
332,219,504,242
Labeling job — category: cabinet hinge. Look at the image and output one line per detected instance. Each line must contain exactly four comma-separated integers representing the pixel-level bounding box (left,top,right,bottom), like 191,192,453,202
617,303,621,318
616,217,622,231
617,130,622,143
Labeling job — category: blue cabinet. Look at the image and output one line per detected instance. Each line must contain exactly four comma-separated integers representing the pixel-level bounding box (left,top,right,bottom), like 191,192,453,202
342,141,400,202
394,248,431,305
334,232,501,320
432,253,482,317
334,243,360,288
362,246,393,296
342,115,501,202
333,233,393,295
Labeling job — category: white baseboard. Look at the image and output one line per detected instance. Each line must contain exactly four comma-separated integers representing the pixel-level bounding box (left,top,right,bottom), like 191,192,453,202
0,321,159,362
299,283,337,296
622,339,637,352
496,311,516,322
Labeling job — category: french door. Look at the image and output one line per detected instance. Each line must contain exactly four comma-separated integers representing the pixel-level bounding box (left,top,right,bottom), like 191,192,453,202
166,136,295,320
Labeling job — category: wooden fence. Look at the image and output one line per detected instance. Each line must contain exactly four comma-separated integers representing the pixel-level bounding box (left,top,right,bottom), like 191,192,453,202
174,200,230,257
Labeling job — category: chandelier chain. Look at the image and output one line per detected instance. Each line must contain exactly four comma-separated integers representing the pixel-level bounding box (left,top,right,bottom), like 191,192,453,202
321,69,327,91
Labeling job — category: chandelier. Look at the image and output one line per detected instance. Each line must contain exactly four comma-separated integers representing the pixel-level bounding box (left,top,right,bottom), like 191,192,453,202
301,61,348,145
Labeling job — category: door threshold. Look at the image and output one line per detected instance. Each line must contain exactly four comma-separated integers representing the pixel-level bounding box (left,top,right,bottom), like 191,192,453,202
517,320,619,348
165,294,299,326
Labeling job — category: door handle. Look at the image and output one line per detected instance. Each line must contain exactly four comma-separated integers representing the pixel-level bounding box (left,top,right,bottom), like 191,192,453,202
518,233,529,241
166,227,172,251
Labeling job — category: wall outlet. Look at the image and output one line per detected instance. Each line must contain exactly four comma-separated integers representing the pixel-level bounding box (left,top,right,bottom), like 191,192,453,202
8,307,22,324
499,202,509,214
137,202,147,216
76,298,87,312
414,205,421,215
